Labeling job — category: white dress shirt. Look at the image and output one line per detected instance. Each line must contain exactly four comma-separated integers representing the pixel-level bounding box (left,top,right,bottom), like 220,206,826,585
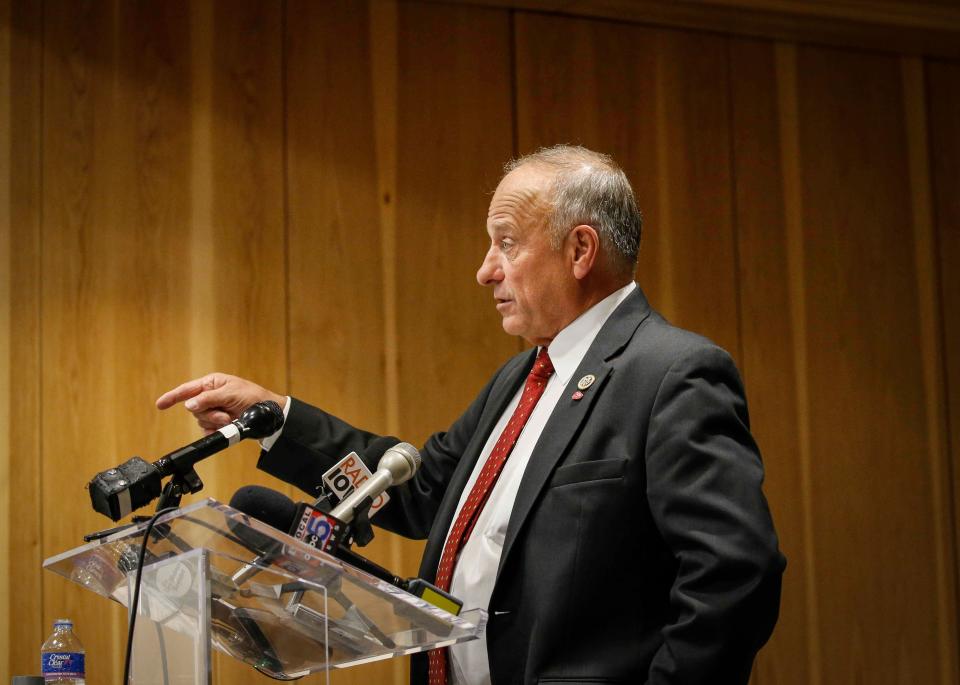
446,281,636,685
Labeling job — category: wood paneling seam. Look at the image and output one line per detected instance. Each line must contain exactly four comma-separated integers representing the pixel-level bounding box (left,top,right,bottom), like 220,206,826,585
370,0,399,438
189,2,215,424
653,40,674,316
281,0,292,413
508,8,520,158
774,41,821,685
0,0,13,673
369,5,403,682
901,55,960,685
926,60,960,685
36,0,45,655
723,38,746,368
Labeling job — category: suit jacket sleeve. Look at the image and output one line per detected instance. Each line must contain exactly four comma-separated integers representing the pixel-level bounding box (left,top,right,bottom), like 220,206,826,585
645,344,785,684
256,363,506,540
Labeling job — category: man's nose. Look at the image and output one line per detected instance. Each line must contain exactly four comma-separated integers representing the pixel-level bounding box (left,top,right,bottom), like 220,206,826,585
476,247,502,286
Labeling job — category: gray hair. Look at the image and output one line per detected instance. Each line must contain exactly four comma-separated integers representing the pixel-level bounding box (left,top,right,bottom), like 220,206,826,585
504,145,642,275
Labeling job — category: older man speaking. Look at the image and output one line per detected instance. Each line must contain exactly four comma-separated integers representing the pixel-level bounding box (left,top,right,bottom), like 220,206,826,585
157,145,784,685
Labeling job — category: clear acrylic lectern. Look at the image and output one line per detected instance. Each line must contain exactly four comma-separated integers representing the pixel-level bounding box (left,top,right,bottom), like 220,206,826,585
43,499,487,684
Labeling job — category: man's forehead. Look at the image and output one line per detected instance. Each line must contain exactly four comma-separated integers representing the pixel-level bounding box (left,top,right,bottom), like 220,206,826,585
486,195,545,236
487,167,553,225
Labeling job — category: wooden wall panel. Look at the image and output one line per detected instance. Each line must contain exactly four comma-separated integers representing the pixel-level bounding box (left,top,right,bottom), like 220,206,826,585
389,23,518,683
40,2,194,683
285,0,385,445
652,30,740,358
513,14,661,306
729,39,809,685
391,15,517,685
796,45,953,684
284,3,393,684
901,55,958,685
394,5,517,449
0,0,13,680
514,14,740,358
0,0,9,673
927,59,960,639
285,2,517,681
5,0,43,679
512,13,659,163
192,0,287,507
200,2,287,683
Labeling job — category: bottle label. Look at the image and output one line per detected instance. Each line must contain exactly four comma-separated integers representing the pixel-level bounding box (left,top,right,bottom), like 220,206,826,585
42,652,85,678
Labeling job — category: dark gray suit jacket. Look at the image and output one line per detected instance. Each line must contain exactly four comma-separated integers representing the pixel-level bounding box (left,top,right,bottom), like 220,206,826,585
258,287,785,685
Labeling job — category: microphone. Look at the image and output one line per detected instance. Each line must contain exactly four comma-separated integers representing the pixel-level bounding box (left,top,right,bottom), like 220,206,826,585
89,401,285,521
330,442,420,524
230,484,297,533
229,484,402,587
156,400,284,468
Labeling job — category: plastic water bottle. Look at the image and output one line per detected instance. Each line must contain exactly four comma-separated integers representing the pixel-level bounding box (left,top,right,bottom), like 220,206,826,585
40,619,86,684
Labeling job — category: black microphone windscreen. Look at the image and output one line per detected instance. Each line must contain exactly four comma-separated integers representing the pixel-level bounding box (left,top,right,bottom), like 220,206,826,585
88,457,163,522
236,401,284,439
229,485,298,532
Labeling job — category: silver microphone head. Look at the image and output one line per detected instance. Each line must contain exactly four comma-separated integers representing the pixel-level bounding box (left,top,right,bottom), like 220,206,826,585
379,442,421,485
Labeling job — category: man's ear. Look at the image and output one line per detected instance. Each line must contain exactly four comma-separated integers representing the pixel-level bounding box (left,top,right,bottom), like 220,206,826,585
568,224,600,280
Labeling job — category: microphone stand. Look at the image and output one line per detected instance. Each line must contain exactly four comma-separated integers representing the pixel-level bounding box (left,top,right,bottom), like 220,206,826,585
155,465,204,512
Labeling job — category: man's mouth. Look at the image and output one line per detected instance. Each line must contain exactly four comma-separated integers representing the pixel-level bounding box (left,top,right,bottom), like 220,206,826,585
495,297,512,311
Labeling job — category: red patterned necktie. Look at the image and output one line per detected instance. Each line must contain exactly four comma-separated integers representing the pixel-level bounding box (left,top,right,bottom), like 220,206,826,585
427,348,555,685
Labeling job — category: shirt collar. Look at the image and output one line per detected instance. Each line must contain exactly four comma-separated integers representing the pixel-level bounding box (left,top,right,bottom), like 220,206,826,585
544,281,637,384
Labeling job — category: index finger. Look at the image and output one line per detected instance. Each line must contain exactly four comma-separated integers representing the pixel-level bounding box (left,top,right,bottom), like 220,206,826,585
156,377,210,409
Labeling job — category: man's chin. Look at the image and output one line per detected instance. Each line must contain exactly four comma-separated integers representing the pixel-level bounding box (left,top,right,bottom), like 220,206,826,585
500,316,523,338
500,319,537,345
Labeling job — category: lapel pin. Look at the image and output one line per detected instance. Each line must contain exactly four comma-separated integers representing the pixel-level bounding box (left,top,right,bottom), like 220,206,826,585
572,390,584,401
577,374,596,390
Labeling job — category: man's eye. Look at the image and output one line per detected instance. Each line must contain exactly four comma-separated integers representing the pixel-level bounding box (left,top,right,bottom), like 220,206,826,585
499,240,513,251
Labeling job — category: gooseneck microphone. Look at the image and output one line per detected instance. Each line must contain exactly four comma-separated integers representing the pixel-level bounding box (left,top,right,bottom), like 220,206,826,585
88,400,285,521
330,442,421,523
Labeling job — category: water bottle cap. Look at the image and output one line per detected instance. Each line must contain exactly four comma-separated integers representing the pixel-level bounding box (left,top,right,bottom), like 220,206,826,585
53,618,72,627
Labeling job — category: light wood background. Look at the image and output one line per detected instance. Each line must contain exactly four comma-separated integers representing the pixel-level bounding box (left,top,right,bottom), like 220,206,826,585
3,1,959,684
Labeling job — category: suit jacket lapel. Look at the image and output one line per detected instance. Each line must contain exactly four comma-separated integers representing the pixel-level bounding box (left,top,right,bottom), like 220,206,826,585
419,349,536,580
495,286,653,582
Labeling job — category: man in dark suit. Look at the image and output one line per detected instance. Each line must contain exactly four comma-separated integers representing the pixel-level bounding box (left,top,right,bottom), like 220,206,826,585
158,145,784,684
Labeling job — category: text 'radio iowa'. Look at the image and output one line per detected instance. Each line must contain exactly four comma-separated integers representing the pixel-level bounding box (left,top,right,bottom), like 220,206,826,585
321,452,390,516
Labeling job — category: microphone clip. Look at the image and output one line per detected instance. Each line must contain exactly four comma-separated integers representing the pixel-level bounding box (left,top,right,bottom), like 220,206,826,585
346,500,375,548
155,466,204,511
311,488,375,549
